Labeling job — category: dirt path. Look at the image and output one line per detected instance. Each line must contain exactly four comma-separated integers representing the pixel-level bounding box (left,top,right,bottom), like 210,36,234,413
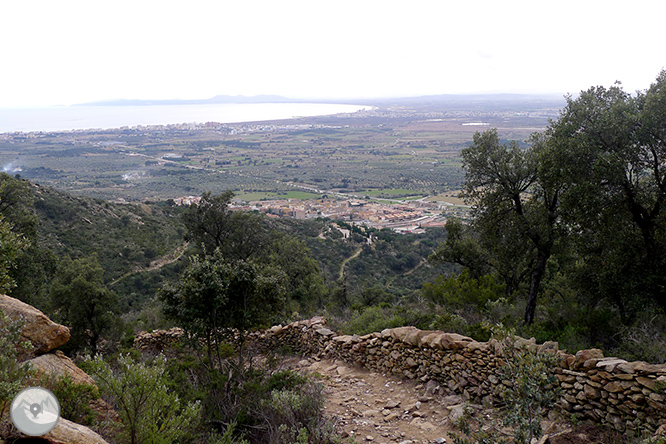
110,242,189,286
291,357,458,444
340,247,364,280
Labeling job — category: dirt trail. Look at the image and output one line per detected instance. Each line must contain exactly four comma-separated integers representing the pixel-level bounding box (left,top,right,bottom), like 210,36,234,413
288,358,615,444
340,247,364,280
291,357,457,444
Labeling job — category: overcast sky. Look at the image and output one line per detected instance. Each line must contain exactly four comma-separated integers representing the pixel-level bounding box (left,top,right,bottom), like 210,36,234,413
1,0,664,107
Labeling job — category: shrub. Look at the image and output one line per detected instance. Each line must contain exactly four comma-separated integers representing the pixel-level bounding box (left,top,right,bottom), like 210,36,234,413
450,325,560,444
0,312,35,425
84,353,201,444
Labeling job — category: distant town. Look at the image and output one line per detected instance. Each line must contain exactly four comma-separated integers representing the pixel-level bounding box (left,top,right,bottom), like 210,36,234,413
172,194,469,234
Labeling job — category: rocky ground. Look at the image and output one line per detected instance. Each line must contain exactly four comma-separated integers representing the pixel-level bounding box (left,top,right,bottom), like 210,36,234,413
291,357,466,444
288,357,637,444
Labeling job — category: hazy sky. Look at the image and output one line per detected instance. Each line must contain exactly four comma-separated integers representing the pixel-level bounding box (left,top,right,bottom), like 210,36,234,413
1,0,664,107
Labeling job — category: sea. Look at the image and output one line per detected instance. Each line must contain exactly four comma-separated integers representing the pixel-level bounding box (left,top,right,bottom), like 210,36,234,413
0,103,372,133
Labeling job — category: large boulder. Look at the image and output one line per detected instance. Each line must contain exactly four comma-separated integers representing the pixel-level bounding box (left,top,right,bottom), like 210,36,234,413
26,351,97,387
0,294,70,356
43,417,110,444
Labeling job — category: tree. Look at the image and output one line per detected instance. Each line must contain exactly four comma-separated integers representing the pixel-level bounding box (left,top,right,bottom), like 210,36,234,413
49,255,119,357
454,129,562,324
0,217,29,295
85,354,201,444
182,191,269,261
0,173,37,238
545,72,666,316
159,252,286,369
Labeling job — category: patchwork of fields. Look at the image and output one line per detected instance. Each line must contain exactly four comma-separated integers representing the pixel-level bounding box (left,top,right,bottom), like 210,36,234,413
0,96,562,203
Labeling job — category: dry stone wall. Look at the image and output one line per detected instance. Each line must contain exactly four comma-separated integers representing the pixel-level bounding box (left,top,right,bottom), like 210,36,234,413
135,317,666,433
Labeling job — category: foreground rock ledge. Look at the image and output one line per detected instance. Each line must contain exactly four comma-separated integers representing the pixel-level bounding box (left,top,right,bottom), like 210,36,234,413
0,294,70,356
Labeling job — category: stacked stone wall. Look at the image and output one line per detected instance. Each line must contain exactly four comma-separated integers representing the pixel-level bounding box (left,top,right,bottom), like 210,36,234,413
135,317,666,433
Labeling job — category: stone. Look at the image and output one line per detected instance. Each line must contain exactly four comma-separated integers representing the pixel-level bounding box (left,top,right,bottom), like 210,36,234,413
403,329,431,347
26,350,96,387
424,379,440,395
596,358,629,372
584,384,601,400
656,424,666,435
315,327,335,337
385,399,401,409
448,404,466,423
538,340,559,353
0,294,71,356
636,376,657,390
574,349,604,369
43,416,111,444
385,326,419,342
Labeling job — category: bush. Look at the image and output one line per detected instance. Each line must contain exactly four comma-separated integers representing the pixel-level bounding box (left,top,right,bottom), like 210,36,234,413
0,312,35,425
450,325,560,444
40,374,99,426
342,305,406,335
84,353,201,444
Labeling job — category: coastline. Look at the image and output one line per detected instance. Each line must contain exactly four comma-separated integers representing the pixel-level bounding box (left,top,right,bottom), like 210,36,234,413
0,103,373,134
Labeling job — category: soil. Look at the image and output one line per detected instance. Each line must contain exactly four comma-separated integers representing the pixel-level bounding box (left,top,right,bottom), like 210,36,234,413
288,357,633,444
290,357,462,444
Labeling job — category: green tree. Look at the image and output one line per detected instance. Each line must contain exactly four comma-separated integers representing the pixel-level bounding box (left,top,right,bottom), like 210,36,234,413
0,173,37,238
49,255,119,357
0,216,29,294
85,354,201,444
452,129,562,324
544,71,666,317
159,252,286,368
182,191,269,261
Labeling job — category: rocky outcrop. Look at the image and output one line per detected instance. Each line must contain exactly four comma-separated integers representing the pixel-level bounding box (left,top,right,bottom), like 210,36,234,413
43,417,108,444
0,294,110,444
0,294,70,356
26,350,97,387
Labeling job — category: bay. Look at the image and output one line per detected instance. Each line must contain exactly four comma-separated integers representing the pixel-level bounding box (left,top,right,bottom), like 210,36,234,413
0,103,371,133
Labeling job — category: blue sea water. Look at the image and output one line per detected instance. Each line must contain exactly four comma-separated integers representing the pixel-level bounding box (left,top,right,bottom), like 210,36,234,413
0,103,371,133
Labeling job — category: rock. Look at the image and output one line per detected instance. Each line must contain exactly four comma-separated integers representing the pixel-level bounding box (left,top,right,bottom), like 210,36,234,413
315,327,335,337
595,358,629,372
26,350,96,387
442,395,463,406
424,379,440,396
538,341,559,354
448,404,466,423
385,326,419,342
385,399,401,409
0,294,70,356
574,348,604,369
43,416,110,444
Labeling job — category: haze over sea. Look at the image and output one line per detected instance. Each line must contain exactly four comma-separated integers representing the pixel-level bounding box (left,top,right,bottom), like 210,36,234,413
0,103,371,133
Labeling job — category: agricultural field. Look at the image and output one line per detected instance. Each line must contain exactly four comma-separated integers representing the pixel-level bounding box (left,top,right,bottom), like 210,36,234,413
0,95,563,202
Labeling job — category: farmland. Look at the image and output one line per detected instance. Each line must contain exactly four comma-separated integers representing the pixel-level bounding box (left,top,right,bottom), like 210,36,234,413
0,95,564,203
